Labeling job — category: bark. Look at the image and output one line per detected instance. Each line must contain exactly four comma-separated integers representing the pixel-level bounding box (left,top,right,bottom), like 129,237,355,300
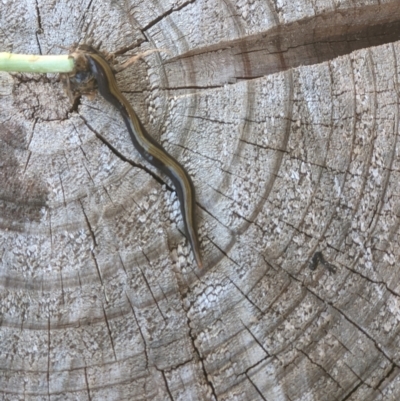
1,0,400,400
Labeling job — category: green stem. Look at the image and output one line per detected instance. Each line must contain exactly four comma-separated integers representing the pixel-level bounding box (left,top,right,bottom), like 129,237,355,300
0,52,75,73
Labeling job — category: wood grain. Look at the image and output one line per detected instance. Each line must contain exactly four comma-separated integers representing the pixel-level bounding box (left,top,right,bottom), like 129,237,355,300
1,0,400,399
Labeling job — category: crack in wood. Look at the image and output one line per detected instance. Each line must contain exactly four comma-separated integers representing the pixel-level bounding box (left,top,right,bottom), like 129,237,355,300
165,5,400,87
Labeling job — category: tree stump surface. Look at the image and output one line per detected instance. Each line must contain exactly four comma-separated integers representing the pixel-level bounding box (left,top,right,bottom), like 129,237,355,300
1,1,400,400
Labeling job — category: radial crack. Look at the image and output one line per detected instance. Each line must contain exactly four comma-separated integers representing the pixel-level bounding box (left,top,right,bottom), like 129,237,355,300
80,115,172,190
141,1,196,32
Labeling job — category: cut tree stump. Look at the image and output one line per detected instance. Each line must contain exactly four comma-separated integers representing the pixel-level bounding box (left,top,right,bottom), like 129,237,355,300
1,1,400,400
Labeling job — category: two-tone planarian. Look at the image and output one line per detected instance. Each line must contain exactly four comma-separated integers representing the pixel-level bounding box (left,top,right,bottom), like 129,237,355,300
70,46,202,268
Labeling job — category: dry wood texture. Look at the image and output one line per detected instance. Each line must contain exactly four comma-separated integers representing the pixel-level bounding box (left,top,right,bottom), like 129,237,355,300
1,0,400,400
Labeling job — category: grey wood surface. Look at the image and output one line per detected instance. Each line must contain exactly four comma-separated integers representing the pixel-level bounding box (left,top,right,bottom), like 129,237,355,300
1,1,400,400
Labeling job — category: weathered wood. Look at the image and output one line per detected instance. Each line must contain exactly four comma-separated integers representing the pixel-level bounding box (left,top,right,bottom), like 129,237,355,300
1,0,400,399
